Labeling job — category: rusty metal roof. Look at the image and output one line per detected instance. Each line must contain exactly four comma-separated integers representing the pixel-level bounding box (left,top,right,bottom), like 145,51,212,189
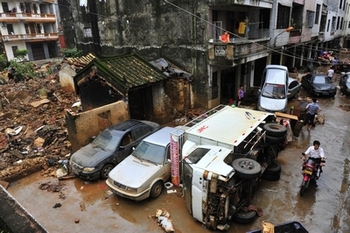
74,52,167,94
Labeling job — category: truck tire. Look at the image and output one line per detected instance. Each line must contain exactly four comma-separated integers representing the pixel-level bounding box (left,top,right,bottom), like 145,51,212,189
266,134,286,145
263,123,287,137
261,173,281,181
231,158,261,179
233,209,257,224
264,161,281,176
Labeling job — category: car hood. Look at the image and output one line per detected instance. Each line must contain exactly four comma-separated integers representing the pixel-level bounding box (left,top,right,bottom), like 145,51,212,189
70,143,113,167
312,83,335,90
108,155,161,188
258,95,287,112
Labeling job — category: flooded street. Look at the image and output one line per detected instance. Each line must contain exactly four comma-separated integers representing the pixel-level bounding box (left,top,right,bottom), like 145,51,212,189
7,86,350,233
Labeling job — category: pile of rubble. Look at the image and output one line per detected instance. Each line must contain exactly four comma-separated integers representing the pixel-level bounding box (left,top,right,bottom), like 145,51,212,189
0,62,79,182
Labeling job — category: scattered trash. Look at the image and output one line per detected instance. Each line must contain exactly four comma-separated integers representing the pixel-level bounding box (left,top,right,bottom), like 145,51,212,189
5,126,23,137
53,203,62,208
164,182,173,189
106,190,113,195
167,189,177,194
79,201,86,211
74,218,80,224
153,209,174,233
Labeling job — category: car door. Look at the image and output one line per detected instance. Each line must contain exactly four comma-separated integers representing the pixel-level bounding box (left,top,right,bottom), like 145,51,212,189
114,131,135,164
288,80,299,99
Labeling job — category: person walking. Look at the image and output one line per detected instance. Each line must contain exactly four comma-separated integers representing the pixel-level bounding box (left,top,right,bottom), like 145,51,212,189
327,66,334,81
303,98,321,132
236,85,244,107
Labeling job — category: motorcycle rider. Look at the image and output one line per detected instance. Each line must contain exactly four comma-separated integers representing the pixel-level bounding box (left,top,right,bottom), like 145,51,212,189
301,140,326,179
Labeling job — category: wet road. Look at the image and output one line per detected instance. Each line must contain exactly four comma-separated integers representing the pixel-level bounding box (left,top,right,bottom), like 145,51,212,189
7,86,350,233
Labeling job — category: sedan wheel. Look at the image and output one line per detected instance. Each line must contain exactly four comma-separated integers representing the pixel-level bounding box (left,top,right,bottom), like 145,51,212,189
150,181,163,199
100,164,114,179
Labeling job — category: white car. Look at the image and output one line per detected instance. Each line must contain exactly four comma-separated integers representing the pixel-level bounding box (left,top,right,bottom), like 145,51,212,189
106,126,176,201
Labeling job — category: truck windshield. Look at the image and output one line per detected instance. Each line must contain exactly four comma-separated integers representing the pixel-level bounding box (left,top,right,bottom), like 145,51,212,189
186,148,210,164
133,141,166,164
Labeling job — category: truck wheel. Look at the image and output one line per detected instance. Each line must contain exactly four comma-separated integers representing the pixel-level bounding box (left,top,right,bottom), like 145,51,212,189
266,134,286,144
233,209,257,224
263,123,287,137
100,164,114,179
264,161,281,175
150,181,163,199
261,173,281,181
232,158,261,179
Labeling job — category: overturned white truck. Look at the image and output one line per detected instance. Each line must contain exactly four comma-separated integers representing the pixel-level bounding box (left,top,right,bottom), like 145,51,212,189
170,105,287,231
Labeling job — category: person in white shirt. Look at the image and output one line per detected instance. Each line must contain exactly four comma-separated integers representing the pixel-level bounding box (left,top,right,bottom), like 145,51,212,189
327,66,334,80
301,140,326,179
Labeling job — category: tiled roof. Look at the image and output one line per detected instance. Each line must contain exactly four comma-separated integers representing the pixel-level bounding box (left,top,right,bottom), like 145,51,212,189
75,52,167,94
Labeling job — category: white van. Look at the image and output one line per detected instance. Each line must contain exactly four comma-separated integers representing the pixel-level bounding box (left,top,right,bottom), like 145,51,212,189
257,65,289,112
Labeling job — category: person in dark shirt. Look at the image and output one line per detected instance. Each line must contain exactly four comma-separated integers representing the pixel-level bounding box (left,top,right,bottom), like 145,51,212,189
303,98,321,131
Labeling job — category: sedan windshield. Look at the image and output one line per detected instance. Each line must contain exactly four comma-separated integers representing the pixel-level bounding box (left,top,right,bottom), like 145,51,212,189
133,141,165,164
92,130,120,151
262,83,285,99
313,76,328,84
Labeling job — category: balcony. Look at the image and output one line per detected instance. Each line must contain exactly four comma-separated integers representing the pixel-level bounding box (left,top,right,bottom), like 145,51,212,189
208,38,270,66
2,33,59,42
0,12,56,23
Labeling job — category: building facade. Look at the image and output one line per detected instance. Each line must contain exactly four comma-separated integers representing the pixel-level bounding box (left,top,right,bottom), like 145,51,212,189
60,0,347,110
0,0,60,61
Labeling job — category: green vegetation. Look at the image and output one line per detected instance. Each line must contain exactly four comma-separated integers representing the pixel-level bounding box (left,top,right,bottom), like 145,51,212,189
61,48,84,58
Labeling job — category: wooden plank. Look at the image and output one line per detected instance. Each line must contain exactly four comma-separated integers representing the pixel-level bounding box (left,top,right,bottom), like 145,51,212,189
274,112,298,120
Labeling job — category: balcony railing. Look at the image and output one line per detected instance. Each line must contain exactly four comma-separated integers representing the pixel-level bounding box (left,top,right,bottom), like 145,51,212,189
2,33,59,42
0,12,56,23
208,38,270,64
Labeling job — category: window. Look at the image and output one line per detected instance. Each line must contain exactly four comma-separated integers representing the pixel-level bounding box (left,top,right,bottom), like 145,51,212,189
277,4,290,29
11,46,18,57
259,8,270,29
332,17,336,32
348,21,350,29
336,17,340,30
6,24,14,34
83,28,92,38
341,17,344,30
306,11,314,28
340,0,343,9
1,2,9,12
315,4,320,24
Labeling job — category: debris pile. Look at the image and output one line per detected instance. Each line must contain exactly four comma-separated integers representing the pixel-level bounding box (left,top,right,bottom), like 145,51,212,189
0,61,79,182
153,208,175,233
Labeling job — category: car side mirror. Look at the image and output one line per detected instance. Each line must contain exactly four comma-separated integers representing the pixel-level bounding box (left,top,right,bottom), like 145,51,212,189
119,146,125,150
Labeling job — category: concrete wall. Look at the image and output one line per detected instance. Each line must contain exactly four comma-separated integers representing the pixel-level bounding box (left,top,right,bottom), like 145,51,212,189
0,185,47,233
65,101,129,152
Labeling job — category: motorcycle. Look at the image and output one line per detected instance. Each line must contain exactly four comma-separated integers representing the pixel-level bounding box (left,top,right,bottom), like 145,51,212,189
299,154,326,196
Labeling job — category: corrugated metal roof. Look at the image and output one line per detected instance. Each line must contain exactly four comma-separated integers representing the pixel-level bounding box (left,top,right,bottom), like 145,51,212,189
186,106,273,147
74,53,168,94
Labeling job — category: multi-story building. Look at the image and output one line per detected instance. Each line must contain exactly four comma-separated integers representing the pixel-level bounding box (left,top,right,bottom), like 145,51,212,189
60,0,347,113
0,0,60,61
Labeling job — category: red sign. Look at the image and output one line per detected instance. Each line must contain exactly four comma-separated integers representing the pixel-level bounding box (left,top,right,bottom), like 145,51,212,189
170,134,180,187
